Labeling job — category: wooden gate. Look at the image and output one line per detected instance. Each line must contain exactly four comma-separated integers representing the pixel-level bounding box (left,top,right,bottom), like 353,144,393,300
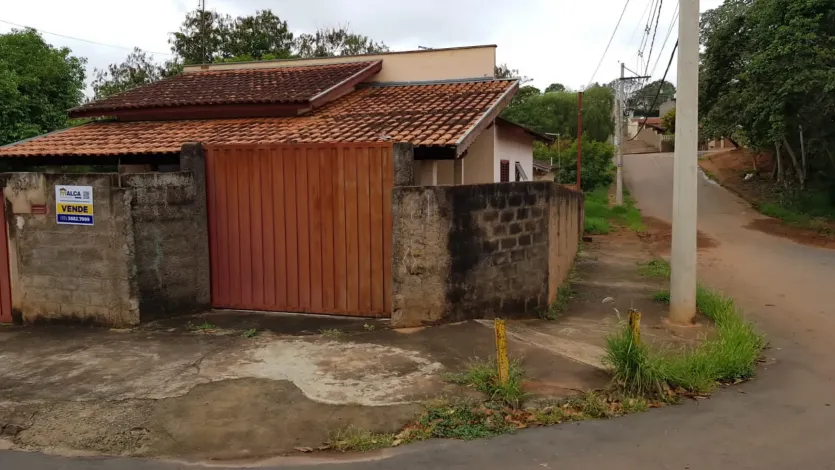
205,143,393,317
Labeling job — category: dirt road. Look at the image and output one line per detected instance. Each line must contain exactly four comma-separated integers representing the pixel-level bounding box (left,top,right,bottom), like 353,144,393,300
3,152,834,469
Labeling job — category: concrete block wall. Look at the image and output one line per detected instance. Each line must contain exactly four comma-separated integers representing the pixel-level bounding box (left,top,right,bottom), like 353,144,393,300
123,171,209,321
391,181,583,327
2,173,139,326
1,158,210,326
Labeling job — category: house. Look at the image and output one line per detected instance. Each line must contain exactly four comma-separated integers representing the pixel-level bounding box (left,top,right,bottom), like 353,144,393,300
625,117,672,153
3,45,547,185
0,45,582,327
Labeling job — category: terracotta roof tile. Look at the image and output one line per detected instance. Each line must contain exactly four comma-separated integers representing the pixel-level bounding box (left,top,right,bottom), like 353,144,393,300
70,61,381,114
1,79,518,157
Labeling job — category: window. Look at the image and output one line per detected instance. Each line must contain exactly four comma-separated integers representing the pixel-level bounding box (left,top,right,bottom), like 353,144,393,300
500,160,509,182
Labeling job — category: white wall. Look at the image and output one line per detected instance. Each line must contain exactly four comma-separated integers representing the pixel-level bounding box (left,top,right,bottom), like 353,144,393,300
495,122,534,182
463,126,496,184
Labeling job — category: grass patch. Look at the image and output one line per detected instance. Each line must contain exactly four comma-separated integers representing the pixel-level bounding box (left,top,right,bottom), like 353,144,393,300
540,270,576,320
604,286,765,397
241,328,258,338
651,290,671,303
192,322,216,331
413,401,515,440
584,187,646,234
325,426,395,452
584,217,611,234
759,202,813,227
445,358,527,408
637,258,671,279
363,323,377,332
320,328,344,338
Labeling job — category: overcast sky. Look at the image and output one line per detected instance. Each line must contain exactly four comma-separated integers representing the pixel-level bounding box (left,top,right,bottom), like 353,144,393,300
1,0,725,93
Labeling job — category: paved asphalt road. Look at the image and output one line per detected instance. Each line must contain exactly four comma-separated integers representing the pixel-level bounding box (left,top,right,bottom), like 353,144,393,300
3,152,834,469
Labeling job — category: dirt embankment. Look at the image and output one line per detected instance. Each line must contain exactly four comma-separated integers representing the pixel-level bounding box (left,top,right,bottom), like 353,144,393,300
699,149,835,249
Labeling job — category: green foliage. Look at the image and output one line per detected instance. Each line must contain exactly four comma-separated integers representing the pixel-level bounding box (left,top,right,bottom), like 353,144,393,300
242,328,258,338
605,286,765,397
628,80,676,116
637,258,671,279
545,83,566,93
535,136,615,192
541,278,575,320
513,85,541,105
0,29,86,145
661,107,676,134
494,63,520,79
584,217,611,235
446,358,527,408
584,187,645,233
169,8,387,65
416,401,515,440
652,290,671,303
92,48,180,100
700,0,835,191
502,85,615,142
326,426,395,452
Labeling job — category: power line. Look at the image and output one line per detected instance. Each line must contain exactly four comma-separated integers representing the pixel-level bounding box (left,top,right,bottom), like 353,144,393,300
636,0,659,65
650,4,679,76
627,0,654,49
0,18,173,56
642,0,665,77
629,39,678,141
587,0,632,87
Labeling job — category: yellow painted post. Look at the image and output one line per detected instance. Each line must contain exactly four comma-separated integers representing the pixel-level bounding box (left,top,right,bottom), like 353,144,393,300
494,318,509,384
628,309,642,344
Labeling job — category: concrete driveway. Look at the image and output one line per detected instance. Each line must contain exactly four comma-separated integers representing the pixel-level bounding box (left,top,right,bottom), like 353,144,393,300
3,151,835,469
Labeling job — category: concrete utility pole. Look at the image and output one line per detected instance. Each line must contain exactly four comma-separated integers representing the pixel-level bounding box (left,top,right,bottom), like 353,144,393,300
616,64,624,205
616,64,651,205
577,92,583,190
669,0,700,325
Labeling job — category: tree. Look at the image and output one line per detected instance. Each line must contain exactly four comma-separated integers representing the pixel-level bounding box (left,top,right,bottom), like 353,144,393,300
700,0,835,192
169,9,387,63
0,29,86,145
533,136,615,191
494,63,519,79
545,83,566,93
512,85,541,105
224,10,295,60
661,107,676,134
92,48,180,100
169,9,232,64
295,26,388,58
501,85,615,142
627,79,676,115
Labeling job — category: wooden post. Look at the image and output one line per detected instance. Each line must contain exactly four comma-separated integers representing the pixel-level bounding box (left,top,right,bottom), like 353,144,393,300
494,319,509,384
628,309,642,344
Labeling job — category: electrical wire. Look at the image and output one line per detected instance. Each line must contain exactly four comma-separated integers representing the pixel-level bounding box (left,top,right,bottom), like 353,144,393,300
586,0,632,88
0,18,173,56
629,39,678,141
642,0,664,78
650,4,679,76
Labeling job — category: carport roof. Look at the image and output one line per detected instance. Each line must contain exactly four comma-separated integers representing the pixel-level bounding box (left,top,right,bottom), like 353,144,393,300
0,79,519,158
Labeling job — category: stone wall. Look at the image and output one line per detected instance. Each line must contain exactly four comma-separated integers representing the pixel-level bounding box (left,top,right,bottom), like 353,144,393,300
391,181,583,327
123,172,209,322
2,173,139,326
1,157,209,326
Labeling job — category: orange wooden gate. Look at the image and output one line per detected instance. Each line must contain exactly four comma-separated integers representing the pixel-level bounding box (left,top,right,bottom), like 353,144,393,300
205,143,393,317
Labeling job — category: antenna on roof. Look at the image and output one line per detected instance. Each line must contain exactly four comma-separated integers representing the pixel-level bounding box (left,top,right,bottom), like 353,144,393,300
200,0,207,64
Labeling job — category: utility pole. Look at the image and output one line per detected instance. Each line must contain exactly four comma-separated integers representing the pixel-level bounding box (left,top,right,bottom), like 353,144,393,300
577,91,583,190
616,65,624,205
616,63,651,205
669,0,700,325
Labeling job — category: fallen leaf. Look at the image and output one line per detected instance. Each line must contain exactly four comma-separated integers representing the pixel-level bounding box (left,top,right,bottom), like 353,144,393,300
392,439,402,447
294,447,313,453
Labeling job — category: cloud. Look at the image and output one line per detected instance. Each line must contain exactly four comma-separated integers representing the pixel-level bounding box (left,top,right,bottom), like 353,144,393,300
2,0,727,94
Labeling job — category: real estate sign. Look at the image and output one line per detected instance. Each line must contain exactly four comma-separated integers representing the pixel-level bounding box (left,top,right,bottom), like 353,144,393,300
55,185,94,226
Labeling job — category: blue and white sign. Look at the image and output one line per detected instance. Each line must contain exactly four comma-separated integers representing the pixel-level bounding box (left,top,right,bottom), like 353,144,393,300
55,185,94,226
